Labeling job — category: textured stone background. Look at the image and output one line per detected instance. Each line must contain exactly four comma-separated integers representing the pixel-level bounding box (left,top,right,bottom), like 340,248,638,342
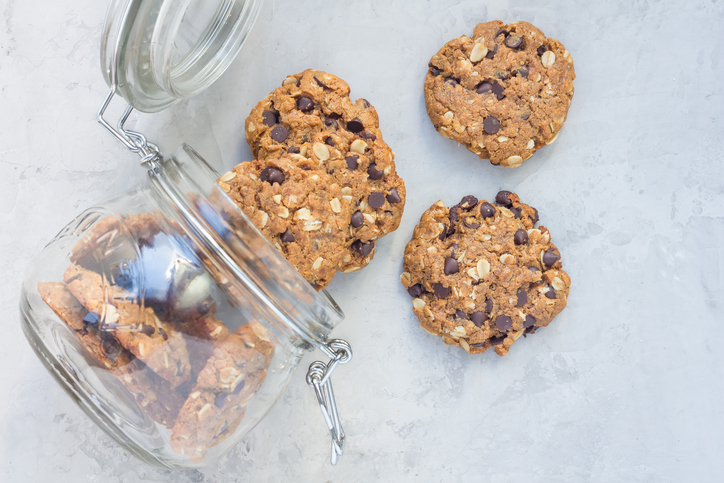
1,0,723,481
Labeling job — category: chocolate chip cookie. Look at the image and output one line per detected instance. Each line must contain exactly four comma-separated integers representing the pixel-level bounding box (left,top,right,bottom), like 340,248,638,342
38,282,185,428
170,323,274,461
425,21,575,167
401,191,571,355
243,69,406,274
219,155,352,288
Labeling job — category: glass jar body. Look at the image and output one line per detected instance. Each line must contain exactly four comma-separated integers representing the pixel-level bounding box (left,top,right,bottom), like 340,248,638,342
20,145,343,469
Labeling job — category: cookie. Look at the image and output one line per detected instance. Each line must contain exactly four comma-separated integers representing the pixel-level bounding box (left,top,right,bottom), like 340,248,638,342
244,69,406,271
64,264,192,387
424,20,575,167
170,323,274,461
38,282,184,428
219,155,352,288
401,191,571,355
71,213,162,266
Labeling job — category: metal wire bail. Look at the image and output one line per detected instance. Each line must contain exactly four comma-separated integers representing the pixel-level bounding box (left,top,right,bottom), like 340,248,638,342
306,339,352,465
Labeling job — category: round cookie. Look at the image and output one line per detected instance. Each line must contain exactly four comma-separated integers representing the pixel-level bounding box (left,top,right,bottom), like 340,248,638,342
401,191,570,355
218,155,352,289
245,69,406,272
424,20,575,167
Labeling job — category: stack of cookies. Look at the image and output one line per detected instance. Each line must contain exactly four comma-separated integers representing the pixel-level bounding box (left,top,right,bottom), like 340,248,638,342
218,69,406,289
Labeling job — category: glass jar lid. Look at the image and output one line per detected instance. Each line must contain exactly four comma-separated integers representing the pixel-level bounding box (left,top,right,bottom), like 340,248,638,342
101,0,264,113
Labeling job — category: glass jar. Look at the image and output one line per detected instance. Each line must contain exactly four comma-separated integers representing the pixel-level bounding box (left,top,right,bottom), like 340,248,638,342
20,0,352,470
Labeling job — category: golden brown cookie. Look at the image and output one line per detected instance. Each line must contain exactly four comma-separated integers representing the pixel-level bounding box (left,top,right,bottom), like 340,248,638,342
170,323,274,461
243,69,406,273
64,264,192,387
219,155,353,288
38,282,184,428
424,21,575,167
401,191,571,356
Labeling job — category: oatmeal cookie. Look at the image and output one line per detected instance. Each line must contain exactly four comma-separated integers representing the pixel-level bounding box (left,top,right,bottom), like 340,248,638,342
38,282,184,428
64,264,192,387
219,155,352,288
244,69,406,271
170,323,274,461
401,191,570,355
424,20,575,167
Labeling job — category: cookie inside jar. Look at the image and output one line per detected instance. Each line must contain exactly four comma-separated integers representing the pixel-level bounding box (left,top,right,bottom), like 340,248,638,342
37,209,280,463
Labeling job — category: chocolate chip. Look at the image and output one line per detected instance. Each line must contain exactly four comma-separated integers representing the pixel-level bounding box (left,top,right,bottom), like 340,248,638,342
495,71,510,81
140,324,155,336
386,188,402,204
361,98,371,108
530,207,539,224
521,112,530,120
438,229,448,241
542,248,560,268
458,195,478,209
495,29,507,38
345,155,359,170
495,190,513,206
476,81,493,94
214,393,227,408
359,131,376,141
407,284,423,298
287,146,300,154
262,110,278,126
545,287,557,299
325,136,335,146
297,96,314,112
529,265,540,272
368,192,385,208
510,206,522,218
505,35,523,49
480,202,496,218
514,229,529,245
444,257,459,275
280,230,294,243
270,125,288,142
367,162,384,180
433,283,449,299
463,219,480,229
231,379,246,395
524,315,536,328
431,67,442,76
324,118,338,129
483,116,500,134
158,328,168,341
455,309,468,320
513,66,529,78
517,288,528,307
486,45,498,59
485,299,493,313
537,44,548,56
350,211,364,228
471,311,487,328
491,82,505,100
313,76,329,89
352,239,374,256
490,336,506,345
83,312,100,326
495,315,512,332
101,337,122,358
260,166,285,185
347,118,364,133
445,77,459,87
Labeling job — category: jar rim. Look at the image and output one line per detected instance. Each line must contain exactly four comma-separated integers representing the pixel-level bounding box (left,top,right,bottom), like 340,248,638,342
101,0,265,113
149,145,345,350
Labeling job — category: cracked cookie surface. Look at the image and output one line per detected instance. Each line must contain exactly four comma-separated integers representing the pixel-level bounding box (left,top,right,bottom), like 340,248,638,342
401,191,570,356
424,20,575,167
